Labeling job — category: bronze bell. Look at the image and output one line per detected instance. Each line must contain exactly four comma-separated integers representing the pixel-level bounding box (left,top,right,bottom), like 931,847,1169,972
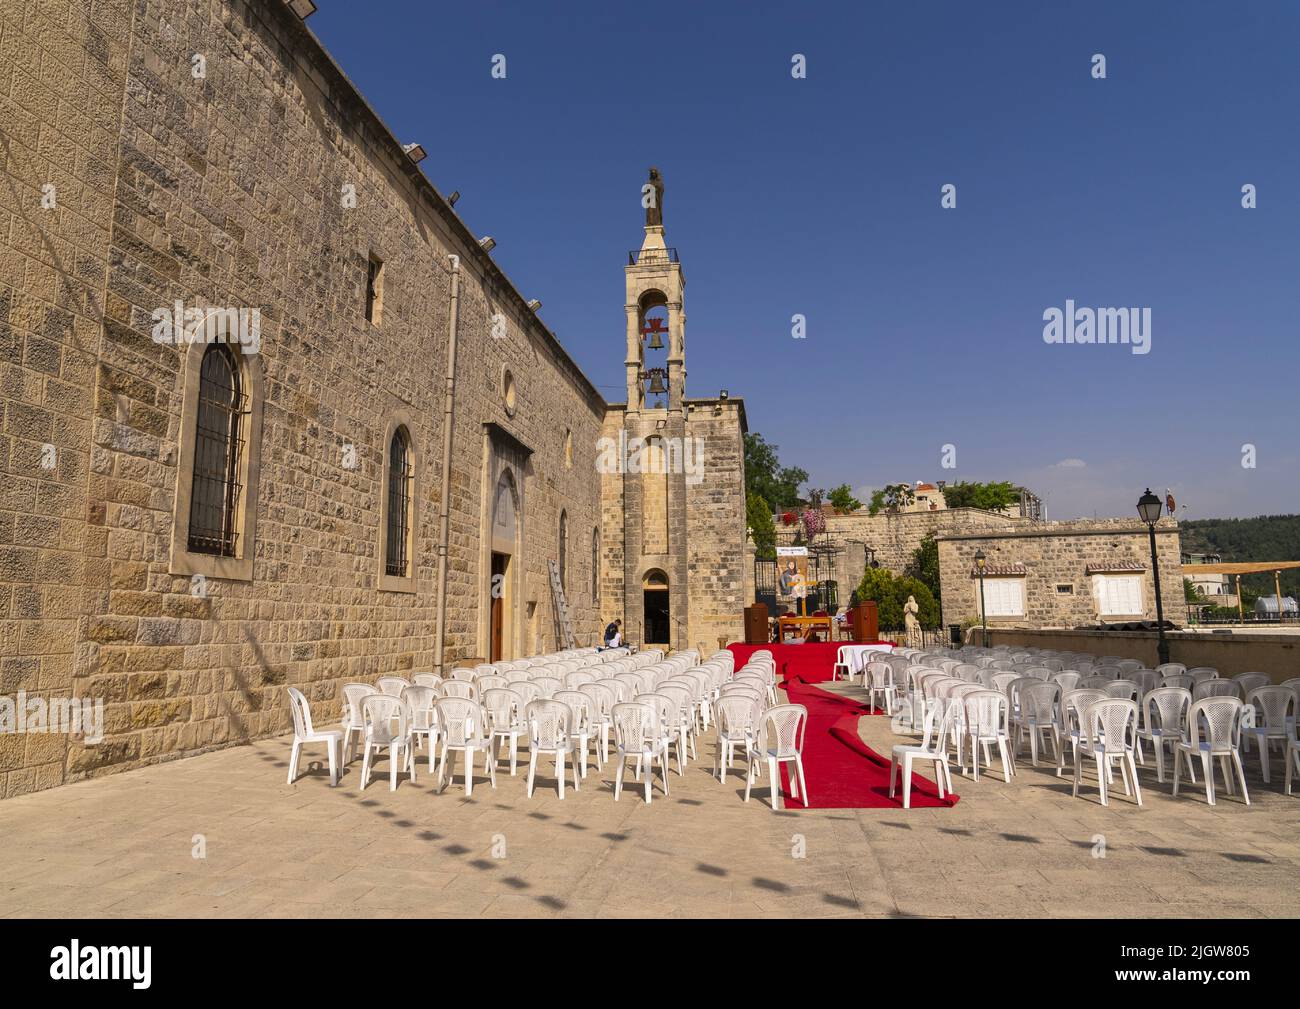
645,368,667,395
643,318,666,350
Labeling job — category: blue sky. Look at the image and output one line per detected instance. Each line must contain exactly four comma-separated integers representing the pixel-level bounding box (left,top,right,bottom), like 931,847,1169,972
310,0,1299,520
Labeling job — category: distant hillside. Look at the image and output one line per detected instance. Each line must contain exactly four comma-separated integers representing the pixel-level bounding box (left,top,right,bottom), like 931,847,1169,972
1180,514,1300,600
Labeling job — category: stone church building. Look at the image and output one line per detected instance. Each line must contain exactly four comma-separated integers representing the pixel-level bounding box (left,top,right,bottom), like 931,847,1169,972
0,0,746,797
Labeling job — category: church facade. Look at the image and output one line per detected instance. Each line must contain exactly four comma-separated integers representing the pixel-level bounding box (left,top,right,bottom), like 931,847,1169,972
0,0,745,798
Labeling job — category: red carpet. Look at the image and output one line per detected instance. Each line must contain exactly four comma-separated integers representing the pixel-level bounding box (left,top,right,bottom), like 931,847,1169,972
726,644,959,810
728,642,850,684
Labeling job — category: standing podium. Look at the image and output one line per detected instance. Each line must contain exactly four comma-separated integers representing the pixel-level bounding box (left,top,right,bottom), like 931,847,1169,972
849,601,879,642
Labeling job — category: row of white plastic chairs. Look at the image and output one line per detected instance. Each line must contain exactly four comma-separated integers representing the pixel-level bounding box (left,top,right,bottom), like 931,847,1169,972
285,648,810,808
881,644,1300,808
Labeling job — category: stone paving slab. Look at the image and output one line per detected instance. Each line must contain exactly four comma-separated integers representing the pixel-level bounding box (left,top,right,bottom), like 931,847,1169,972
0,680,1296,918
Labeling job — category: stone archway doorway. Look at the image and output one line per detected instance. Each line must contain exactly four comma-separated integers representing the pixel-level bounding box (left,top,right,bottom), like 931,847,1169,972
643,569,670,645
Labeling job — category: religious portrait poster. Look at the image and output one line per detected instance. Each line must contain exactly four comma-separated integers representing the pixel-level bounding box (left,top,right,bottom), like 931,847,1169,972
776,546,809,599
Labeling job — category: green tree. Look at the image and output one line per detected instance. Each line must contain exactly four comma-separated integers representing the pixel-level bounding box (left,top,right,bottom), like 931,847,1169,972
743,433,808,510
746,492,776,561
856,566,902,629
942,480,1019,512
1183,577,1203,603
827,483,863,512
867,483,915,516
904,536,941,610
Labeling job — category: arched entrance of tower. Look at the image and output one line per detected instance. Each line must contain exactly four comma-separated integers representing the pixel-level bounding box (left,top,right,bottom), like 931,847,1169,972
642,568,670,646
489,469,519,661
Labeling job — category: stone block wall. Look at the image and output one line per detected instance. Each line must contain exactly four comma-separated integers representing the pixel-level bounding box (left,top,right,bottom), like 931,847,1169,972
936,518,1184,630
0,0,606,797
684,398,746,651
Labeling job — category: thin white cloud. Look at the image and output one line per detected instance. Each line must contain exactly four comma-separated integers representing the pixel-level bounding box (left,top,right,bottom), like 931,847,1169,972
1051,458,1087,469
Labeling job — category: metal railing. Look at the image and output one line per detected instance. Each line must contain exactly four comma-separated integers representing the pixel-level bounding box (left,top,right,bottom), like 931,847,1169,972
628,247,679,265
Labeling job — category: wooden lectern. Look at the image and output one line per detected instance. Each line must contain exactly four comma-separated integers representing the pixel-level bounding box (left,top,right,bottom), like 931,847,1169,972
850,601,879,642
743,603,769,644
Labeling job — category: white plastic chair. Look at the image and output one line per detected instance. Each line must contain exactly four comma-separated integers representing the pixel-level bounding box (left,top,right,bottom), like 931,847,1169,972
1016,680,1062,768
1072,698,1141,807
339,683,374,764
745,704,809,811
636,692,687,776
401,684,439,773
611,701,671,803
1194,679,1240,702
555,689,602,777
865,660,896,715
1233,672,1271,697
1137,686,1192,783
434,696,496,796
441,680,478,701
359,694,415,791
579,681,616,759
412,672,443,691
1243,685,1294,783
482,686,526,775
963,690,1014,782
889,696,954,809
531,676,563,699
286,687,341,787
524,699,579,798
376,675,410,698
714,693,761,784
1173,696,1249,806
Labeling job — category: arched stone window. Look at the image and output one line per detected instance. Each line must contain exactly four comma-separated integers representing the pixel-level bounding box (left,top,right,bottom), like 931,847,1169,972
378,413,419,592
188,344,244,556
170,339,263,582
558,509,568,592
385,426,413,577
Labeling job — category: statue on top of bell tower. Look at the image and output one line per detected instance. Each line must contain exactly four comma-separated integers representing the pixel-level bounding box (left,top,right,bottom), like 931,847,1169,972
644,167,664,228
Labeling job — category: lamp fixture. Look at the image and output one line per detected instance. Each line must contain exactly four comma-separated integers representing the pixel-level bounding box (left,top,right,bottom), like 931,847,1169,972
402,143,427,163
478,236,496,252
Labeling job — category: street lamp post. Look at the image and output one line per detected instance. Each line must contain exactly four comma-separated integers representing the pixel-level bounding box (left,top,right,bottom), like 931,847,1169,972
974,548,989,648
1137,488,1170,666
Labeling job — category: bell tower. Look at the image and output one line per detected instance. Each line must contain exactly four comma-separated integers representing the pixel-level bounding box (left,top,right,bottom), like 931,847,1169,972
617,167,691,652
625,166,685,414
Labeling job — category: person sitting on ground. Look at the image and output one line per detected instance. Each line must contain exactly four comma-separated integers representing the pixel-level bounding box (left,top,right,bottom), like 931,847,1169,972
602,619,622,649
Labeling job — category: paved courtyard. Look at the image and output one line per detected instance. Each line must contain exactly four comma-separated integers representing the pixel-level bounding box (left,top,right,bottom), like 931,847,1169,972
1,681,1297,919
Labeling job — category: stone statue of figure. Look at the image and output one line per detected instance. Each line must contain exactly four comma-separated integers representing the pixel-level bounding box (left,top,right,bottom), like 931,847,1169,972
904,594,921,646
645,167,664,227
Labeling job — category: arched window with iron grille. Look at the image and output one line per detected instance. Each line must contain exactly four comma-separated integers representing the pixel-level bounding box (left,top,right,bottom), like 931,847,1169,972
385,426,413,577
187,344,246,556
558,509,568,592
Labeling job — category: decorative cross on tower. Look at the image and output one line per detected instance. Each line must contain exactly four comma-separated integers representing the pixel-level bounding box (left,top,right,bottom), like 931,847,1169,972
641,316,668,349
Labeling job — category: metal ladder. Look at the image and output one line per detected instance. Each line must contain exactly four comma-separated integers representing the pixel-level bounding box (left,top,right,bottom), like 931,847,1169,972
547,559,576,649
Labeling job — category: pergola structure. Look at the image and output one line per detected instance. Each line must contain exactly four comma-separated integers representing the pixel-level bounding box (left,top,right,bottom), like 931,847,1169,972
1183,560,1300,622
